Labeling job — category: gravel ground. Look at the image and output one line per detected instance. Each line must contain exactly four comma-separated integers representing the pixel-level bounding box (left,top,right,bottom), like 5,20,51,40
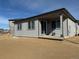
0,34,79,59
65,36,79,44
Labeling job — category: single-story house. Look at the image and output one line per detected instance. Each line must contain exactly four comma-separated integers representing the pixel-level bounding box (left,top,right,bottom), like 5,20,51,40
9,8,79,39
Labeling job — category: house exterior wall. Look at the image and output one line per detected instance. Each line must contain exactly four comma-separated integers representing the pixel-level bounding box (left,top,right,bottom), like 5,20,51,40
9,21,15,35
52,27,61,37
14,20,39,37
10,18,77,38
77,23,79,34
67,18,76,37
63,18,68,36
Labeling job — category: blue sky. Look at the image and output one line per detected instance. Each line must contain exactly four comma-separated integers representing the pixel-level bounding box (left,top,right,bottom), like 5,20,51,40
0,0,79,29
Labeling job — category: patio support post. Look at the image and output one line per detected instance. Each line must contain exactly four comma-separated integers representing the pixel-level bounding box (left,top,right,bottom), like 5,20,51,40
60,14,64,37
46,20,47,34
75,23,78,36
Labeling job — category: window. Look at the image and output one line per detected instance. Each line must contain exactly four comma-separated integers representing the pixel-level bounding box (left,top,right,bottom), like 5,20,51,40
41,21,46,34
52,21,56,30
28,21,31,29
28,21,35,30
17,23,22,30
32,21,35,29
56,20,60,28
52,20,60,30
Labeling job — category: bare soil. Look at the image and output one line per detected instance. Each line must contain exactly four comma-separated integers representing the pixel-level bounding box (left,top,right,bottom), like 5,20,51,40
0,34,79,59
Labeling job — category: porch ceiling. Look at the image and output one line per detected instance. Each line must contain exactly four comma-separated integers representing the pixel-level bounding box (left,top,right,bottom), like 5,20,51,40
38,11,66,21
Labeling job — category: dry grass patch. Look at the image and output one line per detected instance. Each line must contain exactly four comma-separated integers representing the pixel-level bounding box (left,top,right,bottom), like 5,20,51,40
0,33,12,40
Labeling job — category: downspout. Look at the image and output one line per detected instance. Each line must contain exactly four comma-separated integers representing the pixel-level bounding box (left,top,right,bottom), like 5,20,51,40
62,19,64,37
46,20,47,35
67,18,69,36
38,20,39,37
9,21,11,34
13,23,15,36
75,23,77,36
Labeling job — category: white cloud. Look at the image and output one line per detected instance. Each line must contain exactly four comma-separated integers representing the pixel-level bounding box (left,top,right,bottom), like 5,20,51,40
0,16,8,24
0,16,9,29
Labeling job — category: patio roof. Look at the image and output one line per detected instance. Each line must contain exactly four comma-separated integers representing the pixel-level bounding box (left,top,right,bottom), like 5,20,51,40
9,8,77,23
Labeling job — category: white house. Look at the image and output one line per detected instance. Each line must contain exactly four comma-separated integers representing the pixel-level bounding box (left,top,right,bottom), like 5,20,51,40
9,8,79,40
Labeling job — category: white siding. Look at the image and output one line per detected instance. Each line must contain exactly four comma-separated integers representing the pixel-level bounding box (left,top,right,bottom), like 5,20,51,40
9,21,15,35
68,18,76,37
52,29,61,37
10,18,77,38
14,20,39,37
63,18,68,36
77,23,79,34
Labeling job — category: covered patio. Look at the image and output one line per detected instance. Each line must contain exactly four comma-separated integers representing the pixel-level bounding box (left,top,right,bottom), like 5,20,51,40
37,10,67,39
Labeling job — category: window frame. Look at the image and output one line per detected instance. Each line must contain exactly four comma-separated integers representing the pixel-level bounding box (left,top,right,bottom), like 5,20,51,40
52,20,60,30
56,20,60,29
17,23,22,30
28,20,35,30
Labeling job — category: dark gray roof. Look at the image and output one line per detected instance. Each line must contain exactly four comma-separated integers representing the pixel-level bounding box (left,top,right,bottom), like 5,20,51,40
9,8,77,22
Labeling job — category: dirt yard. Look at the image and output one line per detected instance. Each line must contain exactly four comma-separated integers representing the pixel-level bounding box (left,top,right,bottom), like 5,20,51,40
0,34,79,59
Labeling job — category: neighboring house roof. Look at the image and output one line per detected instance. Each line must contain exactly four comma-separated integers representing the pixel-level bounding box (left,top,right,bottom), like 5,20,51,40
9,8,77,23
